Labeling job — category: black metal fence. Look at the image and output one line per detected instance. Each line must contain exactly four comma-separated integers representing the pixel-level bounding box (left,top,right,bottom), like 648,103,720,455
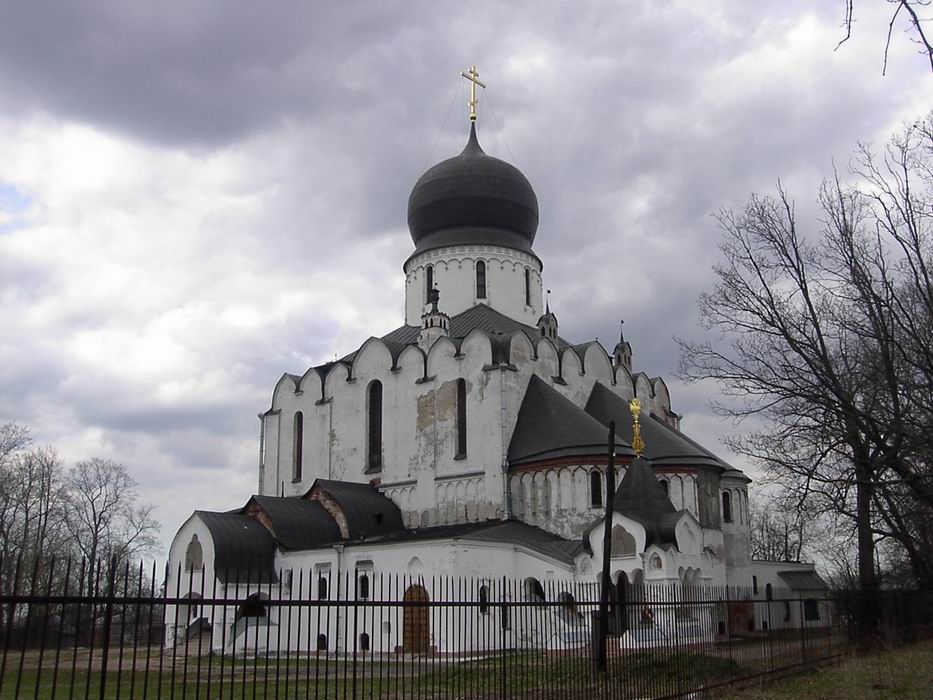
0,558,928,699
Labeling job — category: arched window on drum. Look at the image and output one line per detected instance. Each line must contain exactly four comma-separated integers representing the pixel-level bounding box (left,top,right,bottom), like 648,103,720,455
425,265,434,304
475,261,486,299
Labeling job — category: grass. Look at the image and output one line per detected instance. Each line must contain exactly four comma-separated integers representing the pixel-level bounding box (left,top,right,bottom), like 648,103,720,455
0,649,746,699
729,639,933,699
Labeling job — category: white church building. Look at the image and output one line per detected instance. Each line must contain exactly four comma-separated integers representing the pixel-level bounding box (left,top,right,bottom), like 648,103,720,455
166,89,825,654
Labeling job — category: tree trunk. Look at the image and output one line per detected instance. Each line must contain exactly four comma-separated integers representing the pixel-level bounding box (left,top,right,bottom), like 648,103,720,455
854,453,879,644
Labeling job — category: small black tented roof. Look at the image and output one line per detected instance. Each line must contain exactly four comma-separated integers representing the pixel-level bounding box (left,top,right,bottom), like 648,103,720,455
613,456,683,549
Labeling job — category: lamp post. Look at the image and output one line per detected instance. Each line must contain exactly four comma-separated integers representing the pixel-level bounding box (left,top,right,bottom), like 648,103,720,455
594,420,616,675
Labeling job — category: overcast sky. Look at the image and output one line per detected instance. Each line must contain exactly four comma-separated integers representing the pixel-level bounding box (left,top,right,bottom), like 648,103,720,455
2,1,932,557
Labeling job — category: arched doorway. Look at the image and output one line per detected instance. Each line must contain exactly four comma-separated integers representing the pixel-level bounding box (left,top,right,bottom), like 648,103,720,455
229,592,270,651
236,592,268,621
179,591,202,624
176,592,207,647
403,584,430,653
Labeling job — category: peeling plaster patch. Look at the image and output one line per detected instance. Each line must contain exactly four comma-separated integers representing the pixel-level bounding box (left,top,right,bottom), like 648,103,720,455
434,380,457,422
416,391,434,432
416,379,458,432
309,487,349,538
245,501,275,535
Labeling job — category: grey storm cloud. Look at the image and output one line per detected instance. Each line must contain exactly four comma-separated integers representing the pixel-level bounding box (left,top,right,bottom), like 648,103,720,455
1,0,932,554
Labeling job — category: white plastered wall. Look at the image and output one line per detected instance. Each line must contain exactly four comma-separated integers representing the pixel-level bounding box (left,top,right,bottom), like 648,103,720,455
404,245,543,326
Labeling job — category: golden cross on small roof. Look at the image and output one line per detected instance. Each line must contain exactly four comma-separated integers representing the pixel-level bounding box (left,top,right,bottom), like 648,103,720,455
460,65,486,122
630,398,646,457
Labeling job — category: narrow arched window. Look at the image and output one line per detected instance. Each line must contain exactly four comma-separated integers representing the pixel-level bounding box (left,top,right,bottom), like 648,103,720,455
524,268,532,306
425,265,434,304
359,632,370,651
358,572,370,600
766,583,773,601
317,575,328,600
752,576,758,595
292,411,304,482
316,634,327,651
479,585,489,615
366,381,382,473
476,261,486,299
456,378,467,458
722,491,733,523
590,470,603,508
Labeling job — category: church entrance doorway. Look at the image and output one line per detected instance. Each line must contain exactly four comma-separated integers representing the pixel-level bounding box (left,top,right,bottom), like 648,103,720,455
402,584,430,653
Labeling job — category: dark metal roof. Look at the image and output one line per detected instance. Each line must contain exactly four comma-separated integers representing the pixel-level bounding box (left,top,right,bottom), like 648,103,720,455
613,457,682,549
337,304,574,369
345,519,583,566
248,496,342,550
312,479,405,539
570,341,600,367
778,570,828,591
508,375,633,466
585,382,729,469
614,457,677,519
721,468,751,482
459,521,585,565
196,511,277,583
380,303,570,349
407,124,539,257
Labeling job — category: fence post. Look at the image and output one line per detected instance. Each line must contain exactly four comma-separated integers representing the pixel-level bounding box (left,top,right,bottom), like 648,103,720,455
766,593,774,672
351,569,359,700
0,552,24,697
799,595,807,668
500,577,506,698
725,586,734,684
98,556,117,700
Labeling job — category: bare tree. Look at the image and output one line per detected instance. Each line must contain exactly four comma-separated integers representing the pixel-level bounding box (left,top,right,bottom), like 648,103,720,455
679,115,933,595
63,458,160,574
0,424,67,595
837,1,933,74
0,422,32,579
0,421,31,467
748,495,808,563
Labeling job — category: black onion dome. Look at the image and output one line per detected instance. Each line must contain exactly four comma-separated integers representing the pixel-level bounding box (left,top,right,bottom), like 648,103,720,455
407,124,539,256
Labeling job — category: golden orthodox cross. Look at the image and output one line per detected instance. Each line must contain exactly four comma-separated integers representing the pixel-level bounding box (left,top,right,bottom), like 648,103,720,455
630,398,646,457
460,65,486,122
